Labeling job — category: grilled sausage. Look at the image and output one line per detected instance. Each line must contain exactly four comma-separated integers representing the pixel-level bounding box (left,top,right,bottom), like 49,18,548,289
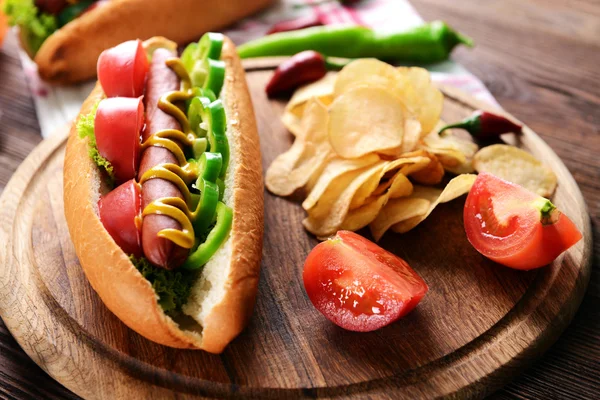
138,48,189,269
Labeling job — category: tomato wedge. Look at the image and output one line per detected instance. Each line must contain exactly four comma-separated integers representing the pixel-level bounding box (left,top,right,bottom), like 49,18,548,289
303,231,428,332
94,97,144,183
98,179,142,257
464,172,582,270
97,39,148,98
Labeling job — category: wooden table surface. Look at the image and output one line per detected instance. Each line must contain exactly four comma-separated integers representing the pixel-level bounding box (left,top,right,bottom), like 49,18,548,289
0,1,598,398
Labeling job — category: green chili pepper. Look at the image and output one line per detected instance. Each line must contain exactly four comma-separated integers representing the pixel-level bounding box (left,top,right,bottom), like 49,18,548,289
238,21,473,63
182,202,233,270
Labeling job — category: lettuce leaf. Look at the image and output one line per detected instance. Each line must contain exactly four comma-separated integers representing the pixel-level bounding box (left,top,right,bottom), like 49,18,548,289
2,0,57,53
130,255,198,316
76,101,114,183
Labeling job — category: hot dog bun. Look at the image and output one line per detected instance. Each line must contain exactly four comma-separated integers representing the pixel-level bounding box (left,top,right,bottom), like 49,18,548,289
63,36,263,353
27,0,273,84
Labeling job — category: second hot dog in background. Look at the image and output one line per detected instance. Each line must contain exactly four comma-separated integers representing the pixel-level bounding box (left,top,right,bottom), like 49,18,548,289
2,0,273,83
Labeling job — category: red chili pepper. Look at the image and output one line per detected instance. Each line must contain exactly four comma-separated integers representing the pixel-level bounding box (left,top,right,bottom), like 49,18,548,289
267,15,325,35
266,51,327,97
439,110,523,139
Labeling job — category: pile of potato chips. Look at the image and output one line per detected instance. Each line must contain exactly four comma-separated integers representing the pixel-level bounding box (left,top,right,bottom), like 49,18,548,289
266,59,556,240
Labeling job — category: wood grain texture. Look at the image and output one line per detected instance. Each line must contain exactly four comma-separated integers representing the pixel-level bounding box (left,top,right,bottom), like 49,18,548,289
0,0,599,397
0,62,592,398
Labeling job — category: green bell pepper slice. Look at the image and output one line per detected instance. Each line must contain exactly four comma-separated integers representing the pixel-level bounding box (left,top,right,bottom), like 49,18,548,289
182,32,226,95
187,96,211,137
189,98,229,178
181,32,224,71
197,152,222,182
205,100,229,178
193,178,219,237
185,87,216,111
182,201,233,270
189,58,225,96
216,178,225,201
192,138,208,160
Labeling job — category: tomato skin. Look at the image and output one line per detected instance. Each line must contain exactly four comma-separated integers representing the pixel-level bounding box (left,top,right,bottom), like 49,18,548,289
303,231,428,332
94,97,144,183
98,179,142,257
97,39,148,98
464,173,582,270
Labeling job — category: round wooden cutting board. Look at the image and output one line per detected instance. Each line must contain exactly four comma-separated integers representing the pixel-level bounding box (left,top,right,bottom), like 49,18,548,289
0,61,592,399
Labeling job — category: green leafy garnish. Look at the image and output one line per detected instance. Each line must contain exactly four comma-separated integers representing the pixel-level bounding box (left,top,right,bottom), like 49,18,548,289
2,0,58,54
130,255,198,316
76,101,114,183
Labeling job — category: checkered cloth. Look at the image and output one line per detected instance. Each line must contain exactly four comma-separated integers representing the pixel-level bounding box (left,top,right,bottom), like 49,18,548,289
16,0,498,138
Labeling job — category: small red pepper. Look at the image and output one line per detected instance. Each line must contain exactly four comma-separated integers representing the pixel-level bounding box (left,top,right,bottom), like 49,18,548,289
439,110,523,139
266,51,327,97
267,15,325,35
265,51,352,97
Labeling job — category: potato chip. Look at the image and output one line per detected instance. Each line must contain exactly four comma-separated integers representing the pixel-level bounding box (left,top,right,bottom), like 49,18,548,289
304,162,389,236
349,156,429,209
396,67,443,135
410,152,445,185
342,173,414,231
304,155,432,237
391,174,477,234
265,99,331,196
370,198,431,241
342,194,390,232
473,144,557,197
420,129,478,173
303,154,380,211
388,172,414,198
333,61,442,138
281,111,303,137
401,119,422,153
333,58,407,98
371,171,414,198
329,86,405,158
286,72,336,118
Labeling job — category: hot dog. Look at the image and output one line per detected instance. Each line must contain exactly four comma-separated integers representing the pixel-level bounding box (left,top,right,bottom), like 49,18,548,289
2,0,273,83
63,34,263,352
